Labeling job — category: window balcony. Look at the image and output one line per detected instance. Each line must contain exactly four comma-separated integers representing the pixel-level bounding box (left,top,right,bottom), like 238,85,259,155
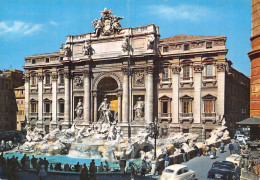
30,112,38,116
43,112,52,117
179,112,193,123
202,76,217,86
202,112,216,123
159,77,172,88
158,113,172,122
57,112,64,116
180,77,193,87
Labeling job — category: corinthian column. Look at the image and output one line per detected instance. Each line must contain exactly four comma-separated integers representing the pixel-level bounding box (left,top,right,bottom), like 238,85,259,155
122,67,129,124
145,66,154,123
83,70,91,124
216,63,226,121
93,92,98,123
51,73,58,129
193,64,203,124
117,92,122,123
37,74,43,128
171,66,181,124
62,71,70,128
24,75,30,124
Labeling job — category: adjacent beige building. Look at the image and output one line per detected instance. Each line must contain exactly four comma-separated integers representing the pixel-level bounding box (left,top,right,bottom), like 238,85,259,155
23,9,249,140
0,69,24,131
15,86,25,130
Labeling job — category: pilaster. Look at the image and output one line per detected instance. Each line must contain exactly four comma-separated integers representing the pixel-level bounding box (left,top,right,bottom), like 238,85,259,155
83,70,91,124
171,66,181,124
122,67,129,124
24,75,30,124
193,64,203,124
37,74,44,127
117,93,122,123
51,73,58,128
62,71,71,128
145,65,154,123
216,63,226,119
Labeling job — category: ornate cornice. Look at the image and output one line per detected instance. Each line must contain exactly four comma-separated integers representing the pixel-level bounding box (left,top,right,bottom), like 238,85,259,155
24,76,30,82
146,66,154,74
122,67,130,75
193,65,204,73
83,70,90,77
37,75,44,81
216,63,226,72
171,65,181,74
64,71,70,79
51,73,58,80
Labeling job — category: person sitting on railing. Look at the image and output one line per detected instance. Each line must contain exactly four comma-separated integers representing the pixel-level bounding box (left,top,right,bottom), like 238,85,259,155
64,163,70,171
104,160,109,172
80,163,89,180
99,162,104,172
49,163,53,170
89,159,96,178
74,162,80,172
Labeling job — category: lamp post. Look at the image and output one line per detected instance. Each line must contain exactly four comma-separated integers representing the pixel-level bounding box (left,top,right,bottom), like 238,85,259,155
153,116,158,159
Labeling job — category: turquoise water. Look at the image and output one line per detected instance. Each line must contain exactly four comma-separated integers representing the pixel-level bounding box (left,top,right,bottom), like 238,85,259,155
3,152,143,169
4,152,106,166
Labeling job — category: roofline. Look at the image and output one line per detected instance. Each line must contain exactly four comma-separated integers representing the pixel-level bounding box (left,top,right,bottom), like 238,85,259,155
159,36,226,44
25,52,61,59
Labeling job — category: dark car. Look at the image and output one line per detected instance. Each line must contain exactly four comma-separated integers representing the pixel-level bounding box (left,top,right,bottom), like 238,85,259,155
207,161,235,180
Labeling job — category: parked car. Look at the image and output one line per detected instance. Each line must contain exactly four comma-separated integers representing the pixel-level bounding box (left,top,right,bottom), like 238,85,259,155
160,164,196,180
207,161,235,180
226,154,241,166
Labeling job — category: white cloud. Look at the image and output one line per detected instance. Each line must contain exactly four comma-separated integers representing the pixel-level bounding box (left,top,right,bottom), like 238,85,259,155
0,21,43,36
147,4,212,21
50,21,57,25
24,24,42,35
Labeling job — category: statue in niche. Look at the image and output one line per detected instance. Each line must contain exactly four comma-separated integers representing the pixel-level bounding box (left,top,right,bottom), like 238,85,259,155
98,98,112,123
147,34,155,50
82,41,92,56
75,99,83,119
134,97,145,119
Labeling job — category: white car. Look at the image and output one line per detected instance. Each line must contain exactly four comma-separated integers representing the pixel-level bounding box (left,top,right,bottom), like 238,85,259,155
160,164,196,180
226,154,241,166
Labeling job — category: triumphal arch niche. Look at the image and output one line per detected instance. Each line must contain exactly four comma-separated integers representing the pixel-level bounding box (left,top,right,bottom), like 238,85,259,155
24,8,160,135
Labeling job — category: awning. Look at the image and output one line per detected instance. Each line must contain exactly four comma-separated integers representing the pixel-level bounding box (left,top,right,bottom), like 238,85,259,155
236,117,260,125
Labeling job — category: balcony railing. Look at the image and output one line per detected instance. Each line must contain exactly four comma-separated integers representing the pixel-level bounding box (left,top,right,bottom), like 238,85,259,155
57,113,64,116
180,112,193,117
159,113,172,117
202,112,216,123
202,112,216,117
43,112,52,116
159,113,172,122
203,76,216,80
30,112,38,116
180,77,193,87
181,77,193,81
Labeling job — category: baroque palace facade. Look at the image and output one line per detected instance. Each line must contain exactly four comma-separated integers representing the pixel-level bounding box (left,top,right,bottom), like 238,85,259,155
23,9,249,141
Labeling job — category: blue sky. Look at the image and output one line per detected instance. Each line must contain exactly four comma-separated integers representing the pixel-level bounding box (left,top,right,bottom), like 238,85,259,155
0,0,251,76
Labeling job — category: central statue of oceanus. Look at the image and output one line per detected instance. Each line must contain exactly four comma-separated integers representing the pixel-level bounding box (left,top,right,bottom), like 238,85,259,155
98,98,113,123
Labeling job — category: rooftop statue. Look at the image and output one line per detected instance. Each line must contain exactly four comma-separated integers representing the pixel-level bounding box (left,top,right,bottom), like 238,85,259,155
92,8,124,37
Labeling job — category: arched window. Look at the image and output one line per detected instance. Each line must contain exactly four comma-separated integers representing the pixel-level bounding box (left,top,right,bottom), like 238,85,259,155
43,98,51,114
